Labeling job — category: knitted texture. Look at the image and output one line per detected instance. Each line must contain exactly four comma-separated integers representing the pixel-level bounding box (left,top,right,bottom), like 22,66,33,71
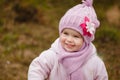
59,0,100,43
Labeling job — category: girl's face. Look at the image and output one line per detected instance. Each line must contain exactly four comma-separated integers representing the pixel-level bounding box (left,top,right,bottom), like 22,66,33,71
60,28,84,52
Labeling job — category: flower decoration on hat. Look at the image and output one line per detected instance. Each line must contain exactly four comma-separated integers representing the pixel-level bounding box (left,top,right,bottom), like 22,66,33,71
80,16,95,37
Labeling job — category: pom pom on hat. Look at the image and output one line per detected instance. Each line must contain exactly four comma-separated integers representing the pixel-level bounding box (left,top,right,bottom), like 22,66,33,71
82,0,93,6
59,0,100,44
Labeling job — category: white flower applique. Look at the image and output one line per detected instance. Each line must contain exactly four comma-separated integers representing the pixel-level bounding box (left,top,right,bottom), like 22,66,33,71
86,21,95,35
80,16,95,37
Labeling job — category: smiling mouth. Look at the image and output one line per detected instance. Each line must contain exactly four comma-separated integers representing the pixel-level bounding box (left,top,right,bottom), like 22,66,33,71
65,43,74,48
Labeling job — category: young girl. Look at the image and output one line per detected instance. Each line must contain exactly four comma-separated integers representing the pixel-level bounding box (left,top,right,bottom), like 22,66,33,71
28,0,108,80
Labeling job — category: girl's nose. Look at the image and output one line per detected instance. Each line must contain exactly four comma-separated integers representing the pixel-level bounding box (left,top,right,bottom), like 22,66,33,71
66,36,73,43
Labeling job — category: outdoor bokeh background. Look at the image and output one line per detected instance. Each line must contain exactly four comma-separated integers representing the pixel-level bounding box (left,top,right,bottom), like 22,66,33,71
0,0,120,80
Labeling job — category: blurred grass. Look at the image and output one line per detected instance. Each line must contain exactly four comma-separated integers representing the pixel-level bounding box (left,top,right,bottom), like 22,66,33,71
96,23,120,44
0,0,120,80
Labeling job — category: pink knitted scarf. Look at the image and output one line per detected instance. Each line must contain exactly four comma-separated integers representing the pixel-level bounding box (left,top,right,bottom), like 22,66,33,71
50,38,96,75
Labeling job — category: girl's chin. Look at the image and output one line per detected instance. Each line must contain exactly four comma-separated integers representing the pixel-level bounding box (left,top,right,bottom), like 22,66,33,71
64,47,75,52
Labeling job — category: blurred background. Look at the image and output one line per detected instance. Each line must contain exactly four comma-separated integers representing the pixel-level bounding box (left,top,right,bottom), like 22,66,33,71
0,0,120,80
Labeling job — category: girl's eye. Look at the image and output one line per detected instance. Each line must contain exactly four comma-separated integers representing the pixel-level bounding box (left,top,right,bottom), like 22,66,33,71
74,35,82,38
74,35,79,38
63,32,68,35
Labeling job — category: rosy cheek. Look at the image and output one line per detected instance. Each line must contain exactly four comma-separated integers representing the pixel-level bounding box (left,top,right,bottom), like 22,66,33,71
77,40,83,46
61,36,67,41
60,37,65,43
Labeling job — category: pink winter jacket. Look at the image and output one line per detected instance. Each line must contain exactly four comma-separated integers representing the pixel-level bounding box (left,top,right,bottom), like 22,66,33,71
28,49,108,80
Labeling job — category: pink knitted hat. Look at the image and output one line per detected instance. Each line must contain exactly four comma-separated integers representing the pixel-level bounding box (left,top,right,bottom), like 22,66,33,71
59,0,100,43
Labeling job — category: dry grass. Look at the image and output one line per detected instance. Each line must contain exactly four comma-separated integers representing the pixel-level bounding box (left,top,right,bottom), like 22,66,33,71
0,23,58,80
